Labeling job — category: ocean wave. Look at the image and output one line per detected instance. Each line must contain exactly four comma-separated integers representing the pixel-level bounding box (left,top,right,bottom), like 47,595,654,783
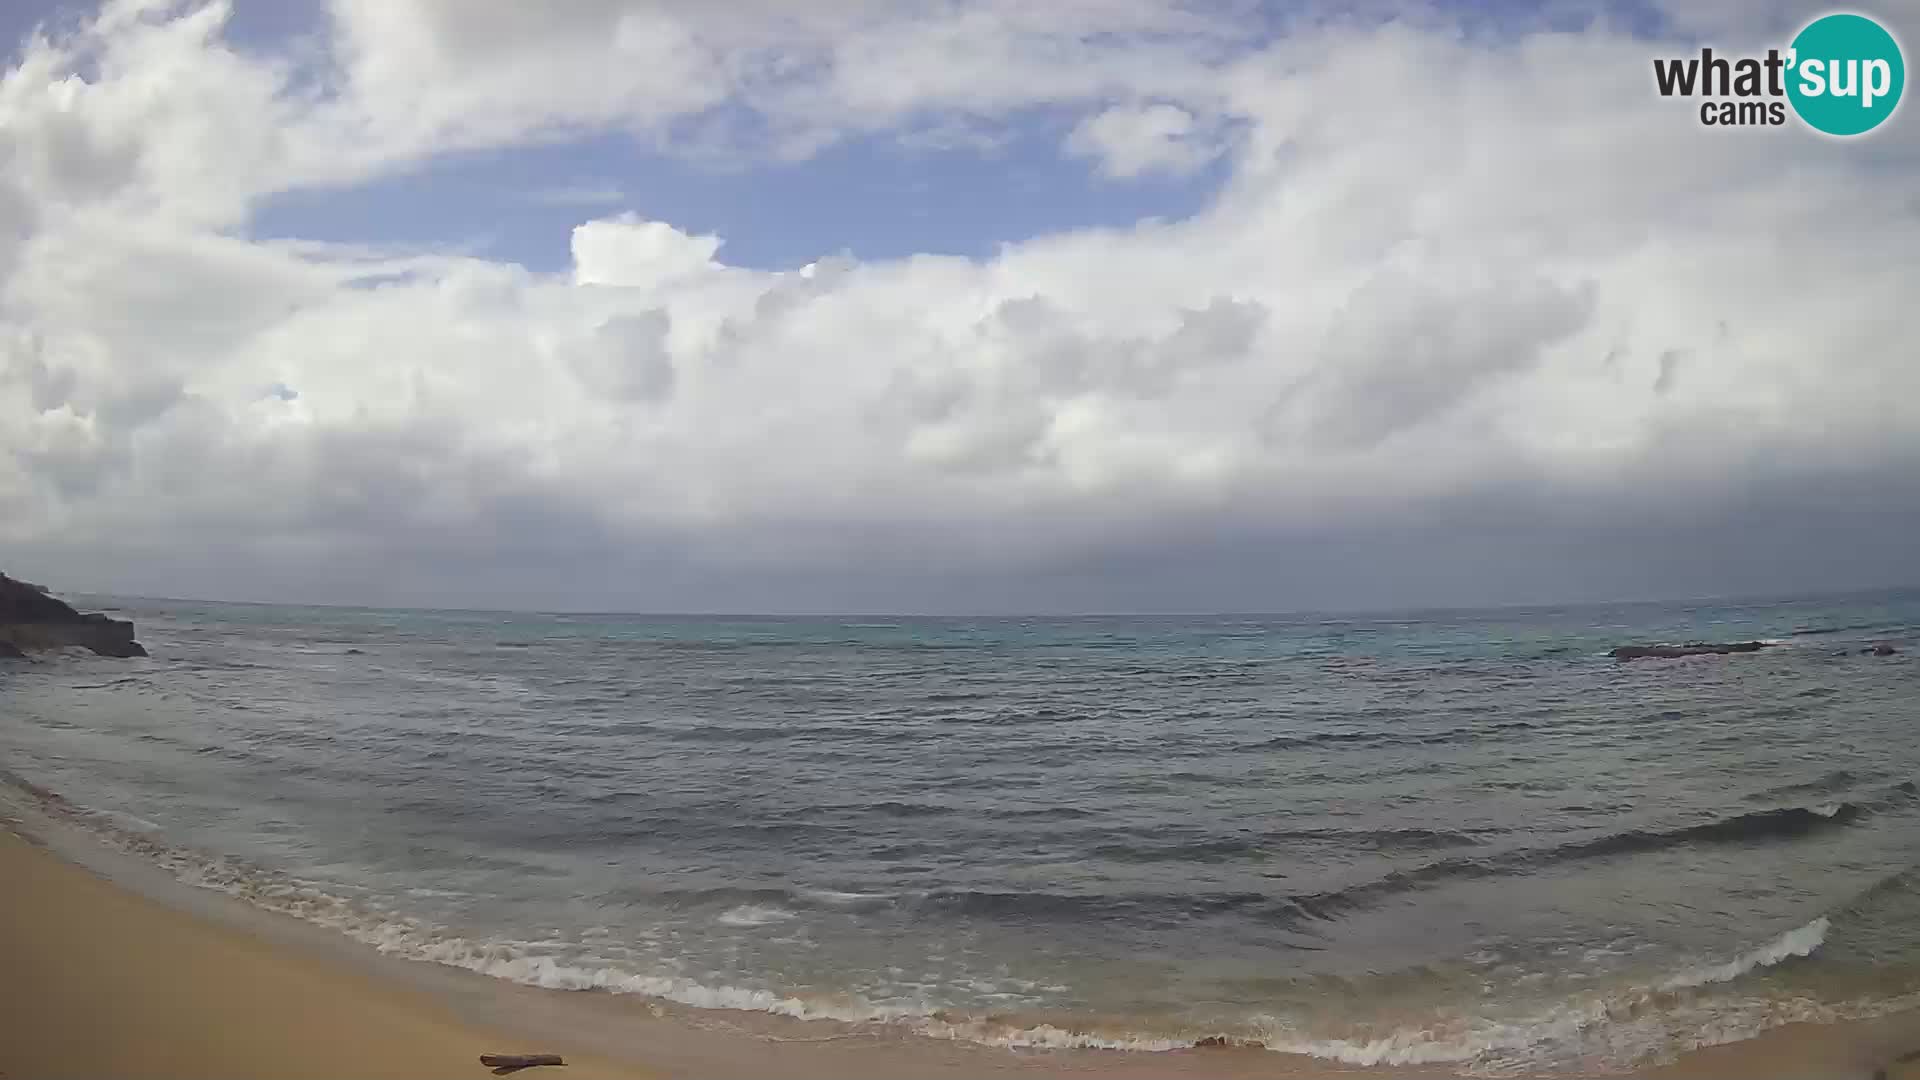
907,888,1208,922
1836,865,1920,915
840,800,955,819
984,806,1095,821
1746,770,1864,802
1272,825,1488,850
1281,798,1885,920
795,888,899,910
1789,621,1908,637
1657,917,1829,991
1090,837,1266,863
716,904,798,927
904,917,1864,1071
501,794,1901,930
2,788,929,1026
613,884,904,916
656,723,924,745
931,707,1083,727
69,677,148,690
624,880,1258,925
4,769,1914,1076
1087,826,1485,864
1254,717,1544,753
78,807,164,833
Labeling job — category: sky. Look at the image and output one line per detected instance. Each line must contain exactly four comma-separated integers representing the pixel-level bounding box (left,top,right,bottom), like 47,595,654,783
0,0,1917,614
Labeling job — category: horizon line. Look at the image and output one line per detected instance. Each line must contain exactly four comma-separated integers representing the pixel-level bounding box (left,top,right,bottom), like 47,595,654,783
59,581,1920,623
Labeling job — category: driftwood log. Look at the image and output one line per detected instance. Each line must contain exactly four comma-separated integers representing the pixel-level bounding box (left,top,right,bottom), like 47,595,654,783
479,1054,565,1075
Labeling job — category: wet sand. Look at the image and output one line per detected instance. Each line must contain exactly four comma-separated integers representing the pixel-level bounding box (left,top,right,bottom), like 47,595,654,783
0,826,659,1080
2,818,1916,1080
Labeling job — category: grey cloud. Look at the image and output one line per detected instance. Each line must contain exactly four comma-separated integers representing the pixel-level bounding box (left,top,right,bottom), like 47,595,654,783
885,295,1267,474
1653,349,1684,396
15,102,142,205
14,410,119,499
981,294,1266,399
366,0,644,59
566,311,676,402
9,349,77,414
746,254,855,323
1,1,1917,615
318,0,1243,170
908,399,1056,475
1268,272,1595,452
0,158,35,283
91,374,187,438
1139,297,1265,381
13,450,1920,615
2,330,182,432
10,234,341,367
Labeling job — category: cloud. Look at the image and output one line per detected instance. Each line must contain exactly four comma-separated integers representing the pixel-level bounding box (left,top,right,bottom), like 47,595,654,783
569,213,725,288
564,310,676,403
0,0,1917,611
523,182,629,207
1267,269,1595,452
309,0,1243,170
1067,103,1226,178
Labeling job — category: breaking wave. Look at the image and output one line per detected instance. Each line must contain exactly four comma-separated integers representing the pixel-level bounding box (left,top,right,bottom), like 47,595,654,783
1657,917,1829,991
1279,797,1888,921
5,766,1912,1075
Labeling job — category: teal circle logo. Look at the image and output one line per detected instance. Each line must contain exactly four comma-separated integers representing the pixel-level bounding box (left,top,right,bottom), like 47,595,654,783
1787,13,1905,136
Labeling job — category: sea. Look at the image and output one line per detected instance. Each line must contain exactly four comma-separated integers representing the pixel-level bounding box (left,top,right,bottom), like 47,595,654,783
2,590,1918,1075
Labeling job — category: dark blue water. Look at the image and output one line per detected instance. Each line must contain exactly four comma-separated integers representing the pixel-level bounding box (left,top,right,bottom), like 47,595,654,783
3,591,1918,1071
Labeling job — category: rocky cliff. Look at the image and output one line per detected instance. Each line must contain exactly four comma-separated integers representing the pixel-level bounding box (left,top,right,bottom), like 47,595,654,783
0,574,147,658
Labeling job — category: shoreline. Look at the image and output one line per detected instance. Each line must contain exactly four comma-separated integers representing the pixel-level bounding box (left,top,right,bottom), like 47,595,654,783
4,806,1919,1080
0,823,656,1080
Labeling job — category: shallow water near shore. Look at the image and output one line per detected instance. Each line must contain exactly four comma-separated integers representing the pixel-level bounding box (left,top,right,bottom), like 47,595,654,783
2,591,1918,1074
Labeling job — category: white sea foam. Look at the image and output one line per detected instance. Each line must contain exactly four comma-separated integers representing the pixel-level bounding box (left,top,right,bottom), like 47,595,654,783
716,904,798,927
13,777,1890,1077
1657,917,1829,991
913,1019,1193,1052
797,888,896,909
81,808,162,833
920,918,1848,1069
1246,919,1832,1075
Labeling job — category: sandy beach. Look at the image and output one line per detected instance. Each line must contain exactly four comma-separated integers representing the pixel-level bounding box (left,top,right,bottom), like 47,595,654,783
0,826,660,1080
3,812,1918,1080
1,0,1917,1073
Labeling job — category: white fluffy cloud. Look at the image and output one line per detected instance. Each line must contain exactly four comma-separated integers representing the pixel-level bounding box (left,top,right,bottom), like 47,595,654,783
2,0,1919,611
1068,103,1225,177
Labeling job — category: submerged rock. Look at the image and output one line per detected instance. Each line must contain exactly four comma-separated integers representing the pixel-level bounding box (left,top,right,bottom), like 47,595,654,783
0,573,147,658
1608,641,1772,661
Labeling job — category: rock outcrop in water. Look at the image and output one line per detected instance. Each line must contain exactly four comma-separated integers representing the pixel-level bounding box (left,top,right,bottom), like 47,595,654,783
0,573,146,658
1607,641,1773,661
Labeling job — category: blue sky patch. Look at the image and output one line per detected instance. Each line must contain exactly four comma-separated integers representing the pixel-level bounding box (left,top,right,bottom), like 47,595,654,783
249,109,1235,273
